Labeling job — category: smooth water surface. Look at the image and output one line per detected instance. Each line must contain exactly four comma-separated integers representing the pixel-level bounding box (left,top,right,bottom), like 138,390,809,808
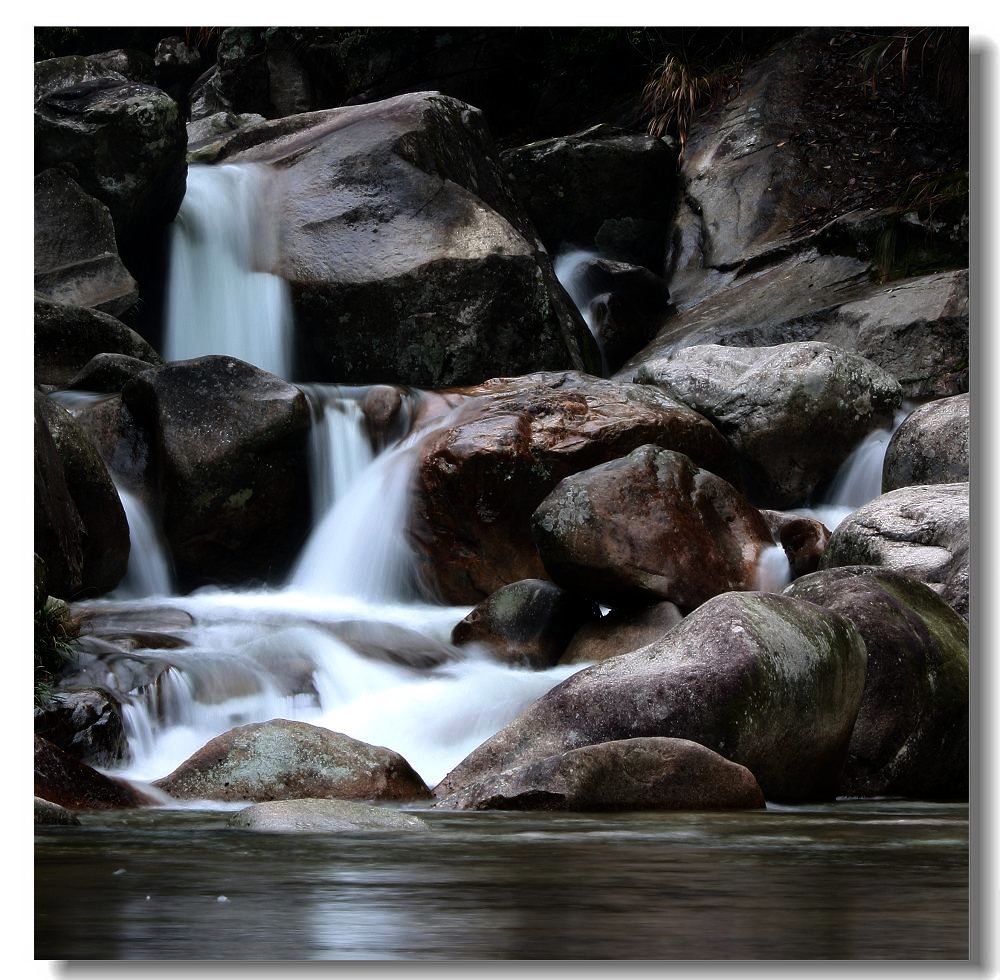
35,801,967,960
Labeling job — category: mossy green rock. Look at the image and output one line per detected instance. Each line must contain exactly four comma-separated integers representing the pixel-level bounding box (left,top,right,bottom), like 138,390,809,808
785,566,968,799
435,591,867,803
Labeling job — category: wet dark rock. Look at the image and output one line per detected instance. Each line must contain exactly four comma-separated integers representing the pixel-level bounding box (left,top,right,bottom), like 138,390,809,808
502,124,676,270
436,737,765,811
34,65,187,252
760,510,832,578
35,392,129,598
325,620,456,671
410,371,738,604
882,394,970,492
785,567,968,799
34,736,155,810
635,341,902,507
35,796,81,825
560,601,684,666
532,445,774,611
67,353,161,393
154,719,431,803
213,92,597,386
451,579,600,670
820,483,969,620
35,299,161,388
229,798,428,833
121,356,312,590
153,36,202,113
33,689,127,767
435,591,867,803
34,170,138,318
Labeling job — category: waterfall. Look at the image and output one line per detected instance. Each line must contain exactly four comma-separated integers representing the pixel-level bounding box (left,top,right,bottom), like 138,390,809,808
111,485,173,599
554,249,609,374
164,163,294,378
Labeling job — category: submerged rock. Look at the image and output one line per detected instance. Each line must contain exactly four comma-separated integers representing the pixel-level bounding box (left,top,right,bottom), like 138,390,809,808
451,579,600,670
35,736,155,810
213,91,597,386
34,170,139,318
122,356,312,590
636,341,902,506
532,445,774,611
153,719,431,803
436,737,765,811
785,567,968,799
229,798,429,833
882,394,970,492
820,483,969,620
435,591,867,803
410,371,737,603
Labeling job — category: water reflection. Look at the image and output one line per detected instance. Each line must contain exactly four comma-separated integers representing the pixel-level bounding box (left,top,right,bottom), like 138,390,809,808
35,802,967,960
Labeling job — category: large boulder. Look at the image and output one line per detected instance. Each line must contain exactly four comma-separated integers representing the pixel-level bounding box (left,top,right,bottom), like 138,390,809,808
451,579,600,670
435,737,765,811
635,342,902,506
35,392,130,598
882,394,970,492
501,124,677,270
34,299,161,388
121,356,311,590
211,91,598,386
34,169,139,317
34,736,154,810
785,567,968,799
532,445,774,611
409,371,738,603
229,798,429,833
820,484,969,620
435,591,868,803
33,688,127,767
34,63,187,252
560,601,684,666
153,719,431,803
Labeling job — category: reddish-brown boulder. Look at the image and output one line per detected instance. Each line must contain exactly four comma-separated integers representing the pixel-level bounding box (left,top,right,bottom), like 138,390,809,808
34,736,155,810
410,372,738,603
560,601,684,665
760,510,832,578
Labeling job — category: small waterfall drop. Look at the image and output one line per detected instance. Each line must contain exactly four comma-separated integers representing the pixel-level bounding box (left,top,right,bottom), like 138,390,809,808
111,485,173,599
554,249,609,374
164,163,293,378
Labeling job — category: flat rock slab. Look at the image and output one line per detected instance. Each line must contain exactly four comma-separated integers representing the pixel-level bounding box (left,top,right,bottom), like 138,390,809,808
435,737,765,811
228,798,429,833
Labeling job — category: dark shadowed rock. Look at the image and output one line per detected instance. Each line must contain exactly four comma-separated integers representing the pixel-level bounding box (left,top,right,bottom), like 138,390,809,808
121,357,311,590
533,446,773,611
212,92,597,386
410,372,738,603
436,737,765,811
67,354,161,393
435,591,867,803
34,689,127,767
502,124,677,270
560,601,684,666
35,299,161,388
34,67,187,251
636,342,902,506
35,736,155,810
785,567,968,799
35,796,81,825
153,719,431,803
229,798,429,833
882,394,970,492
451,579,600,670
34,170,138,317
760,510,832,578
820,483,969,619
35,392,130,598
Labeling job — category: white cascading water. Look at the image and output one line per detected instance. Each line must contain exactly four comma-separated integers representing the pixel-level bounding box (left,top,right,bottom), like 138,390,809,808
164,163,294,379
553,249,609,374
111,485,173,599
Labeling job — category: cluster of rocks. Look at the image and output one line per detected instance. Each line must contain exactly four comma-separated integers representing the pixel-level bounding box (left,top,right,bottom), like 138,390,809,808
35,28,969,825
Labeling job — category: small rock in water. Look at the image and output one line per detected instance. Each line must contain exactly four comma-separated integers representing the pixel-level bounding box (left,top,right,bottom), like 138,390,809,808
217,896,229,903
113,868,126,875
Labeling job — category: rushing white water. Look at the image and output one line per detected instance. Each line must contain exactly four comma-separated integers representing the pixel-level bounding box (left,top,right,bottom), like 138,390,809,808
111,486,173,599
554,248,609,374
164,163,293,378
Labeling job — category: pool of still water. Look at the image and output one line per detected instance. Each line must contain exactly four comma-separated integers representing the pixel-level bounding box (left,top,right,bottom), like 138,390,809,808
35,800,968,960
